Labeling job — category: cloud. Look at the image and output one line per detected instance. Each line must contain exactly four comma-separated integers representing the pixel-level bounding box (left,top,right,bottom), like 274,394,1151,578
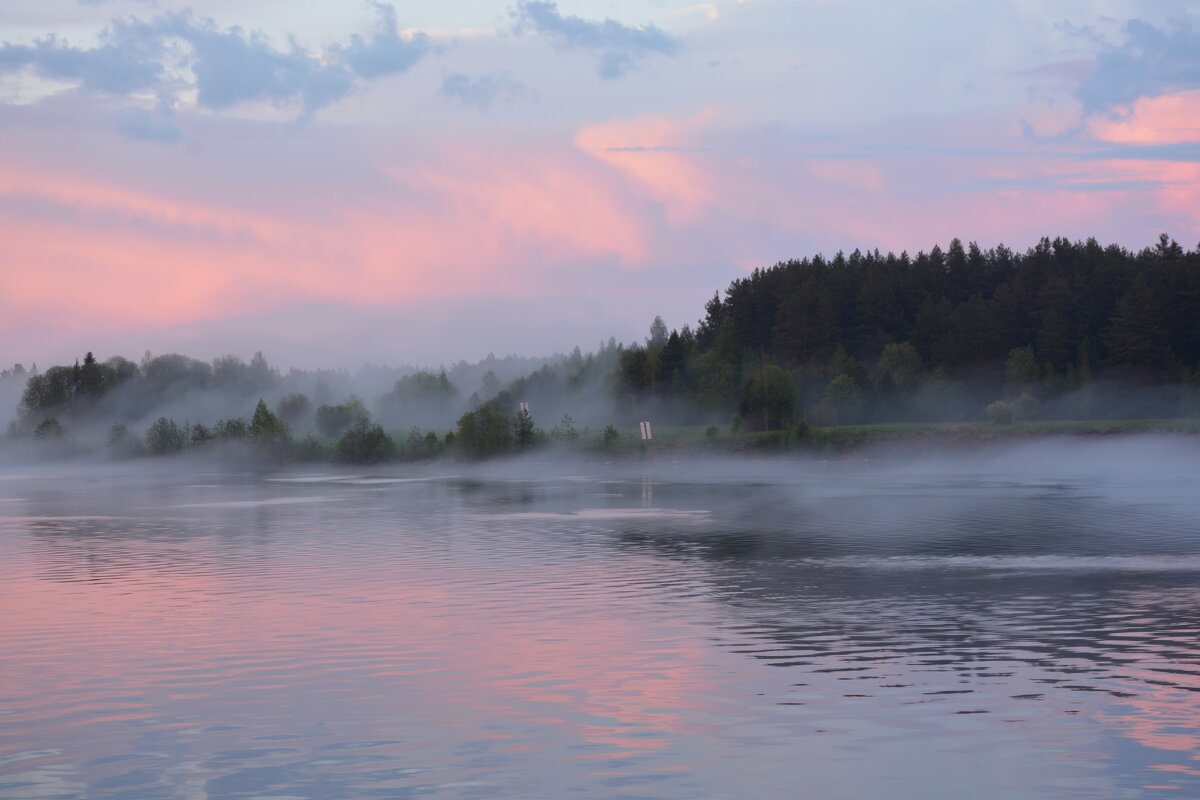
1078,18,1200,111
153,12,356,118
440,72,523,109
575,112,716,223
1088,89,1200,146
115,105,182,142
334,2,435,79
511,0,677,79
0,18,166,95
0,106,654,337
0,4,434,120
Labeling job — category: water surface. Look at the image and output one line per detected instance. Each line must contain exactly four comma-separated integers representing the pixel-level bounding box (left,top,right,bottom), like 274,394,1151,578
2,439,1200,798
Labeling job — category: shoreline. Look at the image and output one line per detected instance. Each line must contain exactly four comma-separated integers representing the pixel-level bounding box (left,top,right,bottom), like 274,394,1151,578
612,419,1200,458
4,419,1200,469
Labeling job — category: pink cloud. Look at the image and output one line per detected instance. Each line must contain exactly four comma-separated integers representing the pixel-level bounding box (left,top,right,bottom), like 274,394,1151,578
0,162,290,244
0,138,655,333
574,111,717,224
1090,159,1200,236
397,146,648,270
4,95,1199,353
1090,90,1200,145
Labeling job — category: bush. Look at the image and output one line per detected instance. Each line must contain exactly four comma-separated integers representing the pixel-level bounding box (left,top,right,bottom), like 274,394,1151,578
213,418,247,440
316,399,370,439
601,424,620,448
276,393,312,428
33,417,65,440
293,435,327,462
1014,392,1040,421
145,417,186,455
400,428,442,460
457,404,513,457
337,421,394,463
988,393,1039,424
551,414,578,443
108,424,144,458
985,400,1014,424
705,424,720,442
190,423,212,446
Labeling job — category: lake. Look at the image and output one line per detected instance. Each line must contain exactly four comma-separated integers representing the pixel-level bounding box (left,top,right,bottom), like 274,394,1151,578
2,437,1200,798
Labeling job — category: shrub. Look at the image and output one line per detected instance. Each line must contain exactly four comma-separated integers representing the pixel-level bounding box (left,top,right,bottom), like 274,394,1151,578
214,418,247,440
1014,392,1040,421
190,423,212,447
601,424,620,448
33,417,65,440
293,435,326,462
985,400,1014,424
337,421,394,463
276,393,312,428
456,404,512,457
316,399,370,439
145,417,186,455
108,424,143,458
551,414,578,442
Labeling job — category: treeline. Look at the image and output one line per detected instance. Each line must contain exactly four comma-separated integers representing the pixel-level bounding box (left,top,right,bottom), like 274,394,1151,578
615,234,1200,426
7,234,1200,462
8,346,621,437
27,393,621,464
18,352,272,422
4,345,627,463
94,400,401,464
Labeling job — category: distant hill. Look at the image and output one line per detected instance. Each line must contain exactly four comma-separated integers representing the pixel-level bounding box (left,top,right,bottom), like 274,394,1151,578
614,235,1200,426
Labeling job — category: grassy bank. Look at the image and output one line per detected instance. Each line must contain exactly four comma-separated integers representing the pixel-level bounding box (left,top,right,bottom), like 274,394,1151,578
601,418,1200,457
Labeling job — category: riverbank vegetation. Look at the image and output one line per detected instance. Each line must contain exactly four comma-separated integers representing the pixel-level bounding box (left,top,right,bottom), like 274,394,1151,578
5,234,1200,463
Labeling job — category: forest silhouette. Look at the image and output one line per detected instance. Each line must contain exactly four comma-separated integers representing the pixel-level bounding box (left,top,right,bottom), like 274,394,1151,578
4,234,1199,461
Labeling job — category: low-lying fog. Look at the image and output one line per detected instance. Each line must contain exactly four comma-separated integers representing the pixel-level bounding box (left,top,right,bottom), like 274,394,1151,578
3,435,1199,799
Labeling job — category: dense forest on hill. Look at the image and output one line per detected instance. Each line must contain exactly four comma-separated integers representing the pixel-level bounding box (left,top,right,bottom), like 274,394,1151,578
614,234,1200,426
3,234,1199,462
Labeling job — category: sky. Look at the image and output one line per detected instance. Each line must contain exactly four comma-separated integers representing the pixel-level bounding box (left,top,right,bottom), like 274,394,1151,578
2,0,1200,370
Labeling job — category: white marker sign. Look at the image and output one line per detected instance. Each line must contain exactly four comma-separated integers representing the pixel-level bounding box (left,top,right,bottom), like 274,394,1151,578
519,402,529,414
639,421,653,441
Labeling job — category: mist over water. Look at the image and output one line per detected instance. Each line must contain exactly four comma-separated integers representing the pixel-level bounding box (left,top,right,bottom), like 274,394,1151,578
2,437,1200,798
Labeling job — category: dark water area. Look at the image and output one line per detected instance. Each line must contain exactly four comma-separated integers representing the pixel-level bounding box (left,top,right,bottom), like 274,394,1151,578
3,437,1200,799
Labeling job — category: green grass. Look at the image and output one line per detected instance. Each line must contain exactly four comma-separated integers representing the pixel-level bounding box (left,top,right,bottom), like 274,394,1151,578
824,418,1200,436
596,418,1200,456
367,418,1200,462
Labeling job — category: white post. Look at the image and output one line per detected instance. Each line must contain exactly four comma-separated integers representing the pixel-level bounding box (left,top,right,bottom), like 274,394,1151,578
640,421,652,440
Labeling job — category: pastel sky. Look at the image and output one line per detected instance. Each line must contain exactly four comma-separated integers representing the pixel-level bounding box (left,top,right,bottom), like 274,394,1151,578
2,0,1200,368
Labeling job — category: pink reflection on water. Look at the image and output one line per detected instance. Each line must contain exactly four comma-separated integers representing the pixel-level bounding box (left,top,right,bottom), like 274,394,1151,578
1100,664,1200,757
0,536,727,770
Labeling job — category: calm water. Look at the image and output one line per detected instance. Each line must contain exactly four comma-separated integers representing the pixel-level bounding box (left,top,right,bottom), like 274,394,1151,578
3,438,1200,799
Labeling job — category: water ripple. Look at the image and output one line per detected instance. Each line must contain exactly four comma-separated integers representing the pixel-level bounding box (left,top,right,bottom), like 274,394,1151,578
2,459,1200,798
